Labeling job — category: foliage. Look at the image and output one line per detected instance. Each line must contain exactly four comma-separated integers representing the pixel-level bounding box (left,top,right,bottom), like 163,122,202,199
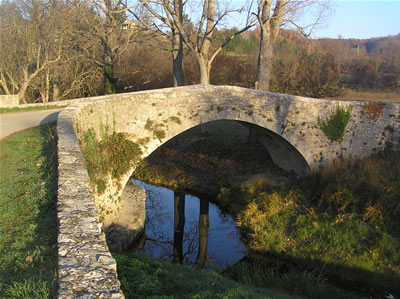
0,122,58,298
82,128,142,194
1,0,399,102
271,50,343,98
230,151,400,297
317,105,352,142
224,258,350,299
363,102,384,120
114,253,295,298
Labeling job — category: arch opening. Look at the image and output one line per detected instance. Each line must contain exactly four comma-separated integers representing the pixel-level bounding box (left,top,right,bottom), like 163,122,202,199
132,119,310,194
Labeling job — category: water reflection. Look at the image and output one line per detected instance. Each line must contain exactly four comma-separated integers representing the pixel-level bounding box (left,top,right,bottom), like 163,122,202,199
131,179,245,271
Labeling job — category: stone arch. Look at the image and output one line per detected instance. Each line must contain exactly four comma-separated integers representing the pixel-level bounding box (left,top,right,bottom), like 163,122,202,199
237,121,309,175
57,85,400,296
139,119,310,178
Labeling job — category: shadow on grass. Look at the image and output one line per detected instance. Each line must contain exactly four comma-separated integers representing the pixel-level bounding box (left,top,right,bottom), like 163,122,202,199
227,248,400,299
219,151,400,299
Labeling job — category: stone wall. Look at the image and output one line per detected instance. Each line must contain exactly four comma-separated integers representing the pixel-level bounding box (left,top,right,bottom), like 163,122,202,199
0,95,19,107
57,106,125,298
57,85,400,297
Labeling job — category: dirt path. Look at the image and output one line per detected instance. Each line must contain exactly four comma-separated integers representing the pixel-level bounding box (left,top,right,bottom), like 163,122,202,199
0,109,62,140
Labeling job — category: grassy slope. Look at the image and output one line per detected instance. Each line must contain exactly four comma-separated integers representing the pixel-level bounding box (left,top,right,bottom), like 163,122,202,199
226,151,400,298
0,123,295,299
132,135,400,298
0,122,58,298
114,253,297,299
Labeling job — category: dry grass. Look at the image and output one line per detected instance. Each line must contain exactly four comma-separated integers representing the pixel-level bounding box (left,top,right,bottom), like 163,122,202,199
328,90,400,102
231,151,400,298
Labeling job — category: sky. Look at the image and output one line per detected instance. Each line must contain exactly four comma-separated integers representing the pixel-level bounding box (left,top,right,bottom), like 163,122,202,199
226,0,400,40
314,0,400,39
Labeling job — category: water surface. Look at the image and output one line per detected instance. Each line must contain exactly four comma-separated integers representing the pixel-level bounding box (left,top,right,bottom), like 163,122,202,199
131,179,245,271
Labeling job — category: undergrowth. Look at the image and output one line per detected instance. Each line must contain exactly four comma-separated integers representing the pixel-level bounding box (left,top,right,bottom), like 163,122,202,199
0,122,58,298
221,151,400,298
114,253,296,299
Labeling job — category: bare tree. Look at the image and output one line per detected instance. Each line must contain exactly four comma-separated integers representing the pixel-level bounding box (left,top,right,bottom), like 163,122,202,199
132,0,186,86
255,0,331,91
0,0,65,103
162,0,257,85
0,0,103,103
72,0,149,94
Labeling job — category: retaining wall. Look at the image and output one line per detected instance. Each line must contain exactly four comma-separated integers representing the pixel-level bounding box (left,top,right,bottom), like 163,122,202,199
0,95,18,107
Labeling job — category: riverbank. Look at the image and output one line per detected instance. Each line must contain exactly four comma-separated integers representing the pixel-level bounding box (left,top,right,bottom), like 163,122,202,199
0,123,294,298
227,150,400,298
131,129,400,298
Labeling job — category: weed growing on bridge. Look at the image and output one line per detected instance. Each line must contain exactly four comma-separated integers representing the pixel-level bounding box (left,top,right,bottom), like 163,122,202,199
144,118,166,141
0,122,58,298
82,128,142,195
317,105,352,142
169,116,182,125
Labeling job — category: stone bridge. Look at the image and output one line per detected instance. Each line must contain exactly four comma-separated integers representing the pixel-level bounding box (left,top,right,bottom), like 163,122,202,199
56,85,400,297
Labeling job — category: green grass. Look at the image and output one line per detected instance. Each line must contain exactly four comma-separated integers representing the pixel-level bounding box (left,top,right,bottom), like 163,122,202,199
114,253,297,299
0,122,58,298
225,151,400,298
0,105,67,114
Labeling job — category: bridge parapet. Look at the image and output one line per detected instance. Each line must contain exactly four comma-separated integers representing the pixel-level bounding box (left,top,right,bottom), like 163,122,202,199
57,85,400,297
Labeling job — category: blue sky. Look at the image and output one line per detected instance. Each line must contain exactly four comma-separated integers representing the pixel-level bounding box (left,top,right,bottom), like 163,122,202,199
314,0,400,39
228,0,400,40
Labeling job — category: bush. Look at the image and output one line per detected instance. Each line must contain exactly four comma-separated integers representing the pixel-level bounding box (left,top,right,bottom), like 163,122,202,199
317,105,352,142
82,129,142,194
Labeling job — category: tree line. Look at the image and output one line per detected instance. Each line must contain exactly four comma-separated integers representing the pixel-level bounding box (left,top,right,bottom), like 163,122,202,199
0,0,398,104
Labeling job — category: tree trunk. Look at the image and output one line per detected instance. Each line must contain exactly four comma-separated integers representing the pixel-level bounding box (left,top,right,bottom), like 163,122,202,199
173,192,185,264
43,68,50,103
198,58,210,85
0,72,11,95
255,29,273,91
172,29,185,87
195,198,209,269
197,0,214,85
18,69,30,104
53,81,60,102
104,54,116,94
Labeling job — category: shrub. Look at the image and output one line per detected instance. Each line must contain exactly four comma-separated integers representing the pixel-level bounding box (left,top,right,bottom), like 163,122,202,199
317,105,352,142
82,129,142,194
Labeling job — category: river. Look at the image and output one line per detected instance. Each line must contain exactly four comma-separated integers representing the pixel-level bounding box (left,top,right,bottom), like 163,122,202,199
130,179,245,271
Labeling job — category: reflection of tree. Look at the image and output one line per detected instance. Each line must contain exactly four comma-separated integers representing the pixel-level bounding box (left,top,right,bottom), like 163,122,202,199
133,182,233,270
195,198,209,269
173,192,185,264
